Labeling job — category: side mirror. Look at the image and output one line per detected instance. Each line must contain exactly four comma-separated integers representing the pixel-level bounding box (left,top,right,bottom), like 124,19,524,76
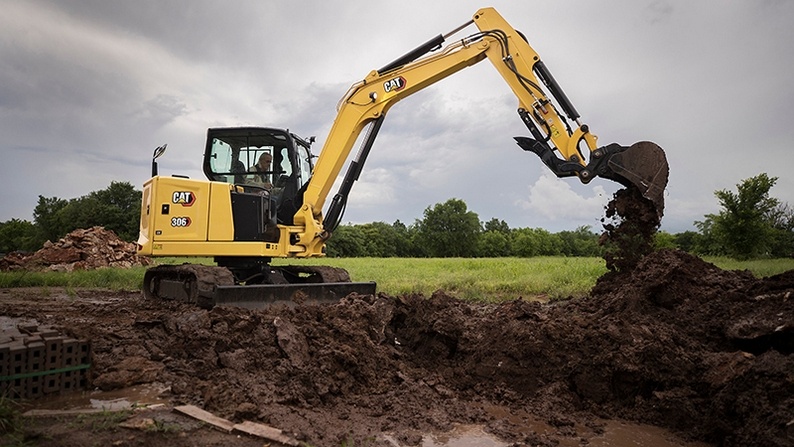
151,143,167,176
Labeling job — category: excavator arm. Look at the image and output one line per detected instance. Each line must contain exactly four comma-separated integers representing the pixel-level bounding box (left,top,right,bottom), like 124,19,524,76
294,7,668,255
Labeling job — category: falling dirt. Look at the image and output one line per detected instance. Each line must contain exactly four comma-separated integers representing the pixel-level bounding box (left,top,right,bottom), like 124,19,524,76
1,249,793,446
600,186,662,272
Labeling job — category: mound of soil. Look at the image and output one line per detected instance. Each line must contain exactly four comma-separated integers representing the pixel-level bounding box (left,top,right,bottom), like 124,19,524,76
0,226,151,272
1,250,792,446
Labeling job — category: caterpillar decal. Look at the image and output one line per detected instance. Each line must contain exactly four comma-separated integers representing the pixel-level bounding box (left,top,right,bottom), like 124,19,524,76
172,191,196,207
383,76,406,93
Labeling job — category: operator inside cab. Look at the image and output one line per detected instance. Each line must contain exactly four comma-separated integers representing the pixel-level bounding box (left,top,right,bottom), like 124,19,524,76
247,152,273,191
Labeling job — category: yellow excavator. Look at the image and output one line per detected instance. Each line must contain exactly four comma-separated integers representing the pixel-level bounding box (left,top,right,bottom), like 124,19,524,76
137,7,668,308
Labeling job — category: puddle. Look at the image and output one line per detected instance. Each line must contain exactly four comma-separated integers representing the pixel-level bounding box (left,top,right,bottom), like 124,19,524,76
382,426,508,447
420,425,508,447
384,404,712,447
22,383,169,412
592,420,712,447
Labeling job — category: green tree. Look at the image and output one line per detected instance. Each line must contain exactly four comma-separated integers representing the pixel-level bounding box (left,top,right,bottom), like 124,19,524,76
693,216,725,255
702,173,780,259
478,230,511,257
767,203,794,257
511,227,562,257
33,195,68,244
391,220,418,257
415,198,481,257
557,225,600,257
483,218,510,235
32,181,142,244
87,181,141,240
0,219,39,253
326,224,364,257
357,222,401,257
673,230,700,253
653,231,677,249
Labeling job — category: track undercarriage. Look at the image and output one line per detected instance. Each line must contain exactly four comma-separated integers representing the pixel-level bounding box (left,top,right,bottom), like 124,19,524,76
142,261,376,309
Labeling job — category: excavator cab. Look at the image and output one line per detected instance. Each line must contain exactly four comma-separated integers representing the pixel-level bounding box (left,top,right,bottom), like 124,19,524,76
202,127,314,227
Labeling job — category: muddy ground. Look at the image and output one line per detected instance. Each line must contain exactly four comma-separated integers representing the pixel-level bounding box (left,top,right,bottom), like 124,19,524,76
1,249,793,446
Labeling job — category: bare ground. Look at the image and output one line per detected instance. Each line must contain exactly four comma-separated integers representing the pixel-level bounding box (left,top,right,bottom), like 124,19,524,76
1,249,793,447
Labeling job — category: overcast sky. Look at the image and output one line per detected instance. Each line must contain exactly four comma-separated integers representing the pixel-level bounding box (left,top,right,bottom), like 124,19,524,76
2,0,793,234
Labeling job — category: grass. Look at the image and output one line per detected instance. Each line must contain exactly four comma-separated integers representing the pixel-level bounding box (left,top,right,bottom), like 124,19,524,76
0,395,21,434
274,257,608,301
0,255,792,302
0,267,146,290
0,396,37,447
705,257,794,278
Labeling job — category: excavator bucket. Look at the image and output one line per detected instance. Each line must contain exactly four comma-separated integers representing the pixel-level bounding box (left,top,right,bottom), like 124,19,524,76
601,141,669,218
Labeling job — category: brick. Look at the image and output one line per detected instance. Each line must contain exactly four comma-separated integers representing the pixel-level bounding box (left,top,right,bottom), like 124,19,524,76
8,341,26,375
23,334,44,346
37,329,61,338
6,342,27,399
0,344,9,377
27,341,45,373
16,323,38,335
26,375,43,399
43,336,64,371
61,370,74,392
61,339,80,392
42,372,61,394
78,340,91,365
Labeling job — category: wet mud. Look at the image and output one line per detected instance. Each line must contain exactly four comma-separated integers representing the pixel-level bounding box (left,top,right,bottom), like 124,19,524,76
1,249,792,446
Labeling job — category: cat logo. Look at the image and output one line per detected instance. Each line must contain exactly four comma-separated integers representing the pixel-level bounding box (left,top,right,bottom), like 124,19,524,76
383,76,406,93
172,191,196,207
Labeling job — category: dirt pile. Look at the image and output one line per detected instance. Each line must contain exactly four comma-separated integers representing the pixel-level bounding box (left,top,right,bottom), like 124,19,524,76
0,226,151,272
3,250,792,446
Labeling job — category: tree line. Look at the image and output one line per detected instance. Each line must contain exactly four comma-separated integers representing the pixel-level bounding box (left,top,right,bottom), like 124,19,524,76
326,203,603,258
0,181,140,253
0,174,791,260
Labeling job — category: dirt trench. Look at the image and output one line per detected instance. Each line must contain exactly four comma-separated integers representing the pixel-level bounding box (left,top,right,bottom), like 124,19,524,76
1,248,793,446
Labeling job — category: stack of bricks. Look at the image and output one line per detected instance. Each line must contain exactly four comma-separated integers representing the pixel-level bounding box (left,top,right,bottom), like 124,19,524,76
0,322,91,399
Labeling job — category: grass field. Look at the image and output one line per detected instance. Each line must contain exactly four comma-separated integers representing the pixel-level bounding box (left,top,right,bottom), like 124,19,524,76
272,257,607,301
1,255,792,302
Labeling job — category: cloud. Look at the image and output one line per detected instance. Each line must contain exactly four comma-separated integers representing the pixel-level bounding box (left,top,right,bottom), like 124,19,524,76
1,0,793,236
518,173,610,221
